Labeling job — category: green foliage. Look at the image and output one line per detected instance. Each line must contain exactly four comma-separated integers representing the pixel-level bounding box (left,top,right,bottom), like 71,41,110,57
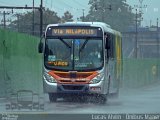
9,9,73,36
9,8,61,36
81,0,137,32
0,29,43,96
61,11,73,23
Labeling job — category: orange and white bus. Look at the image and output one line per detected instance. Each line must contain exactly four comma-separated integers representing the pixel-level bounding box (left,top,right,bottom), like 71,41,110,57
38,22,122,104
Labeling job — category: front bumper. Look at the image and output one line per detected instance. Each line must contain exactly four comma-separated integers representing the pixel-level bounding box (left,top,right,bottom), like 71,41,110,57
43,79,106,95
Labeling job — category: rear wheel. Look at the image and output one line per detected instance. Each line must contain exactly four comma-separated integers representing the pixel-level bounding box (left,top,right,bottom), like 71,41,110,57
49,93,57,102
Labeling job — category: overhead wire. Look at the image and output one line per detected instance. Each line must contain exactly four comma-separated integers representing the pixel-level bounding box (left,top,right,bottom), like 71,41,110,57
47,0,88,11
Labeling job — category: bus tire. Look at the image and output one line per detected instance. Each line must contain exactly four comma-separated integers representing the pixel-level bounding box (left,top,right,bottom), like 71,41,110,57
49,93,57,102
95,94,107,104
100,95,107,104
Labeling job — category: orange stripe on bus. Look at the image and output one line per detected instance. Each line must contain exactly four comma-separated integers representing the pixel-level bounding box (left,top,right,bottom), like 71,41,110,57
48,70,98,84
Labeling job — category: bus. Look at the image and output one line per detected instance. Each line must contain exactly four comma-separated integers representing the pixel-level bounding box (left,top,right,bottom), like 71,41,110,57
38,22,122,104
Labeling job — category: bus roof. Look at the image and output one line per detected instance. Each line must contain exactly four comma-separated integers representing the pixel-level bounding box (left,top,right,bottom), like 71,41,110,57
46,22,121,36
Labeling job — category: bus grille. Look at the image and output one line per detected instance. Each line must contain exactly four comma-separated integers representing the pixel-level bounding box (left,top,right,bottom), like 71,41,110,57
48,70,99,84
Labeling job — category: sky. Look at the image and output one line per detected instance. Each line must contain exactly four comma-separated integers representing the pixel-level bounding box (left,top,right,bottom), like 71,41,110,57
0,0,160,27
127,0,160,27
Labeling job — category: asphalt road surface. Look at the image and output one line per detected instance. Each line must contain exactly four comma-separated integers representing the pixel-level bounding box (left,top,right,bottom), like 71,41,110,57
1,82,160,114
44,82,160,114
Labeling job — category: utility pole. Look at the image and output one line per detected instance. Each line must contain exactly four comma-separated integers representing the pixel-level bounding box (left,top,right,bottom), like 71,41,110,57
157,18,159,79
82,9,85,22
135,9,138,58
0,11,10,29
32,0,35,35
40,0,43,37
133,0,147,58
3,11,6,28
157,18,159,56
138,0,147,26
0,4,44,36
134,0,147,26
15,14,20,32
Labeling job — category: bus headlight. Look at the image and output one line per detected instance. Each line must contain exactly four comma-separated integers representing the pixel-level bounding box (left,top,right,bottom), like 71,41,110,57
43,72,57,83
90,72,104,84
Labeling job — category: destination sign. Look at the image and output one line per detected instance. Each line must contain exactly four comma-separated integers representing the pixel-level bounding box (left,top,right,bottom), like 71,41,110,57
46,27,103,37
52,29,97,36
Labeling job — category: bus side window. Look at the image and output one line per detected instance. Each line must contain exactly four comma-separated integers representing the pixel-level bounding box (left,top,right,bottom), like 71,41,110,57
110,35,115,59
105,33,114,59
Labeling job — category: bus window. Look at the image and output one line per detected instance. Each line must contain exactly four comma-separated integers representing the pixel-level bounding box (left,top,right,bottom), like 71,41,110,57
110,35,115,58
105,34,115,59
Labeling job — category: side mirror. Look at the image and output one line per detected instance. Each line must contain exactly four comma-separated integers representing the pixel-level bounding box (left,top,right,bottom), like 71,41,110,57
38,42,43,53
38,34,44,53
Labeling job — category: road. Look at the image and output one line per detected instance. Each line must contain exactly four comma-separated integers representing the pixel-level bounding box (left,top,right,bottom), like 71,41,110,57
44,82,160,114
1,82,160,114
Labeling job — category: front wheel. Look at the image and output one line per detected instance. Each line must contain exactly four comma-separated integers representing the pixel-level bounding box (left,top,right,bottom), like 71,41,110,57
49,93,57,102
95,94,107,104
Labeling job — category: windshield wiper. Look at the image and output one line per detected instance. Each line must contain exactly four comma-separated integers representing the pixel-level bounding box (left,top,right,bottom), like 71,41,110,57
79,39,89,53
59,38,71,48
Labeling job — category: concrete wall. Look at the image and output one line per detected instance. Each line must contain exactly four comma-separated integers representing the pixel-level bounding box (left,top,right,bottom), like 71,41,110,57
0,29,42,97
122,58,160,88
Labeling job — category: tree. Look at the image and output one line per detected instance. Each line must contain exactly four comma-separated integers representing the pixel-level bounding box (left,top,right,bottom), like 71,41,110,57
80,0,137,32
9,8,61,36
61,11,73,23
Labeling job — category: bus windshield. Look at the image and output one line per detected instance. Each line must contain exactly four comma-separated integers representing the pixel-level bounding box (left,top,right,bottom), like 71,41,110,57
44,38,103,71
